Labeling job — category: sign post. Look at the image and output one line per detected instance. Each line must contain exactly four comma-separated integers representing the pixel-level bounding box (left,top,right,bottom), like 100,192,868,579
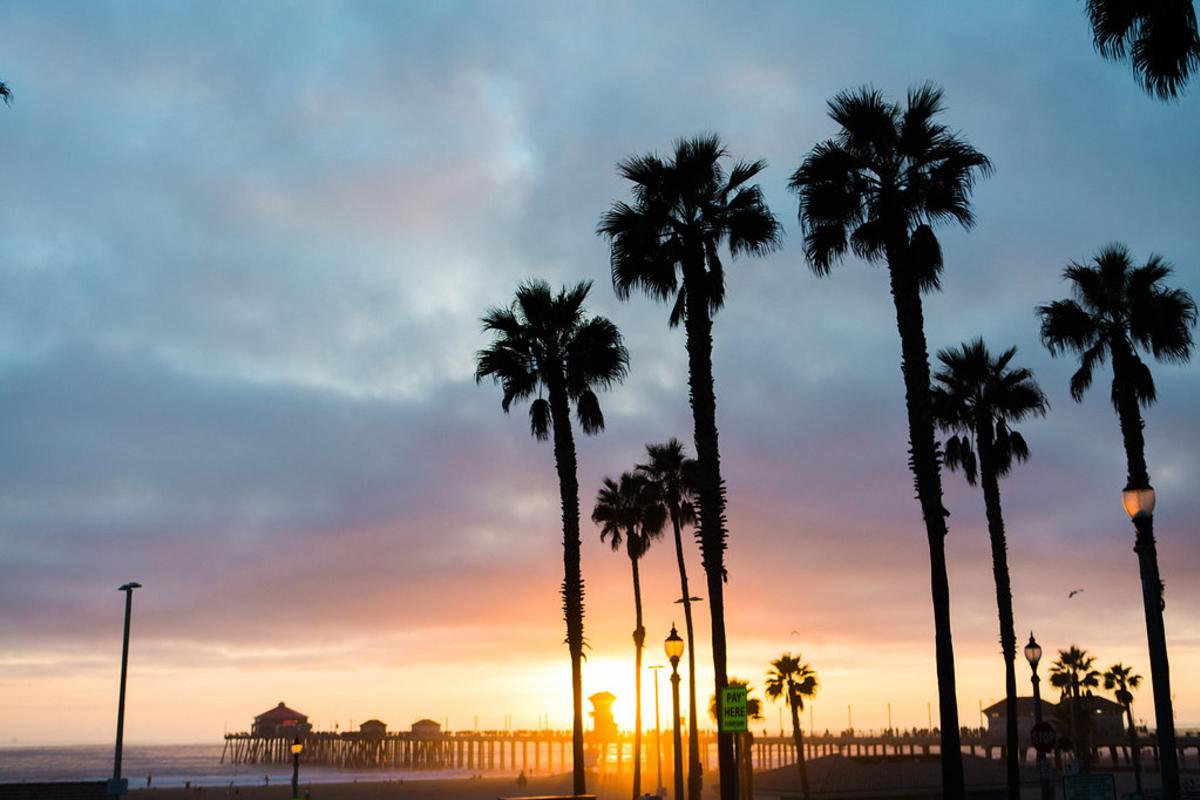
720,686,748,800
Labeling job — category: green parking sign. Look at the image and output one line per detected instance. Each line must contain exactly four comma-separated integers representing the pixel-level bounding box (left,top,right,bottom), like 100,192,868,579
720,685,748,732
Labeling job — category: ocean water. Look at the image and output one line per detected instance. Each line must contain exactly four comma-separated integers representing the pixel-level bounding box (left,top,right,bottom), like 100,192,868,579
0,744,500,788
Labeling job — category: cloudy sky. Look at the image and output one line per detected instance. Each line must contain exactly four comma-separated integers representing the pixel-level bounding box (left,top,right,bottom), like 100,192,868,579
1,1,1198,745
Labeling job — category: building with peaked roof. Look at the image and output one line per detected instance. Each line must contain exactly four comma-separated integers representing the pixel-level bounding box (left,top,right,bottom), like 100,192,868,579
411,719,442,738
983,695,1125,744
252,702,311,737
359,719,387,738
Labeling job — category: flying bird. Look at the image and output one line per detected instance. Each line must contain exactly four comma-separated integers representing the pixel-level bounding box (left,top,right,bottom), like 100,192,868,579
1068,589,1084,599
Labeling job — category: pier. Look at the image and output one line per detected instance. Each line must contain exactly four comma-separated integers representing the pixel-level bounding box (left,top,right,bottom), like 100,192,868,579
222,729,1200,773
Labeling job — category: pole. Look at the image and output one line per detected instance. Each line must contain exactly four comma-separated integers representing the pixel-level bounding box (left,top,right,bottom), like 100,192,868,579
112,582,140,794
928,702,933,731
292,740,300,799
651,665,665,794
887,703,892,734
847,705,852,731
1031,663,1051,800
671,662,684,800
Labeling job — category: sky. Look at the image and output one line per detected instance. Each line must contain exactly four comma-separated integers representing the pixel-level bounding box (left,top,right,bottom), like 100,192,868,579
1,1,1198,745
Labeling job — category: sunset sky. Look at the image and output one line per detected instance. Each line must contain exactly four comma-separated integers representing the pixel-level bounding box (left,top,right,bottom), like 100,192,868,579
1,2,1198,745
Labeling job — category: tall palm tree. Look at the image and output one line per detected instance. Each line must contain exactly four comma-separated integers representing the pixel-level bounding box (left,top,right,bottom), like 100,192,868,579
1039,243,1195,799
593,471,666,800
1104,662,1145,794
636,438,704,800
475,280,629,795
764,654,819,800
1085,0,1200,100
789,83,992,799
600,134,782,800
1049,646,1102,773
931,339,1048,800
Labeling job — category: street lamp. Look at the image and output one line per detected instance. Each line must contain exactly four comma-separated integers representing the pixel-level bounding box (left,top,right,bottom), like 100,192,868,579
110,582,141,798
1122,484,1156,520
291,738,303,799
665,625,685,800
649,665,666,796
1025,632,1051,800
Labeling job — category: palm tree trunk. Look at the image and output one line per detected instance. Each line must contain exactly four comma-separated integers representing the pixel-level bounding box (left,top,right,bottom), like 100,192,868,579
885,242,964,800
670,515,703,800
548,378,587,795
975,429,1020,800
1125,698,1143,794
790,694,809,800
632,550,645,800
682,257,735,800
1113,350,1180,800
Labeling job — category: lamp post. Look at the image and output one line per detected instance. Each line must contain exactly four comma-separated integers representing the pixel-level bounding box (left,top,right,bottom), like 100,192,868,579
665,625,685,800
1123,483,1180,800
291,738,303,799
650,665,665,796
111,582,141,797
674,596,703,800
1025,632,1052,800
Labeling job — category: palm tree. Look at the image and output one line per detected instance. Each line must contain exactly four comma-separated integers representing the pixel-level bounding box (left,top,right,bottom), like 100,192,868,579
1104,663,1145,794
593,471,666,800
764,654,819,800
1049,646,1102,773
636,438,704,799
600,134,781,800
0,82,11,105
475,280,629,795
1039,243,1195,798
930,339,1047,800
789,83,992,799
1085,0,1200,100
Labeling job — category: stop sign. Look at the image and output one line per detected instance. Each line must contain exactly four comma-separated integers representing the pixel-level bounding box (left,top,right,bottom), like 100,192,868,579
1030,721,1057,754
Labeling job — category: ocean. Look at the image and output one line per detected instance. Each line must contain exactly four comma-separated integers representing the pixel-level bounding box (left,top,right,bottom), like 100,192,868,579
0,744,497,788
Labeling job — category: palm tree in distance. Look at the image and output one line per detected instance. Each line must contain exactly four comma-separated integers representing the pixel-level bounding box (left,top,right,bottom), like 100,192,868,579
593,471,667,800
789,83,993,800
765,654,819,800
0,82,11,105
1039,243,1195,799
475,280,629,795
1049,646,1102,773
931,339,1048,800
636,438,704,800
1085,0,1200,100
600,133,782,800
1104,663,1145,794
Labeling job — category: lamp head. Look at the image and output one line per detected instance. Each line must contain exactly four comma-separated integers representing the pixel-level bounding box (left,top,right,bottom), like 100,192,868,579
1122,484,1156,520
291,738,303,755
118,582,142,592
1024,632,1042,667
664,624,684,665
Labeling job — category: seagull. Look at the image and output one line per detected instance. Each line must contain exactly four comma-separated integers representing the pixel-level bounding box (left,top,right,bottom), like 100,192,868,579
789,630,801,636
1068,589,1084,599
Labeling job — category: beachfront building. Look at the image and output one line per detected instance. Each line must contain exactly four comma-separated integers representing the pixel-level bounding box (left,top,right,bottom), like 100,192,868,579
588,691,618,740
251,702,311,737
983,695,1125,745
360,719,387,738
411,718,442,738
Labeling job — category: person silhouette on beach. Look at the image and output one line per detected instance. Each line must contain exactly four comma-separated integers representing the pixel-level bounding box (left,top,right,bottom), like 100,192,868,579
147,772,152,788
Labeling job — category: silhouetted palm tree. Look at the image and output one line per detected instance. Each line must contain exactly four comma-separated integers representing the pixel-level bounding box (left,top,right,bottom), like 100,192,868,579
0,82,11,105
1104,662,1145,793
1085,0,1200,99
593,471,666,800
475,280,629,795
1039,243,1194,798
789,84,992,799
931,339,1047,800
636,438,704,799
1050,646,1102,773
600,134,781,800
765,654,818,800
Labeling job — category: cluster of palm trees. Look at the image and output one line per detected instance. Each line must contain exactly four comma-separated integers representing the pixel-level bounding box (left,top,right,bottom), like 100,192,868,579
1049,646,1148,794
475,7,1198,800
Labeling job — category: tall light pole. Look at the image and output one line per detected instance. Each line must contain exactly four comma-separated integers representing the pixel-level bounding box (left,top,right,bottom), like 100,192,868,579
1123,484,1180,800
665,625,685,800
291,737,303,799
650,665,665,795
111,581,141,797
675,595,703,800
1025,633,1052,800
